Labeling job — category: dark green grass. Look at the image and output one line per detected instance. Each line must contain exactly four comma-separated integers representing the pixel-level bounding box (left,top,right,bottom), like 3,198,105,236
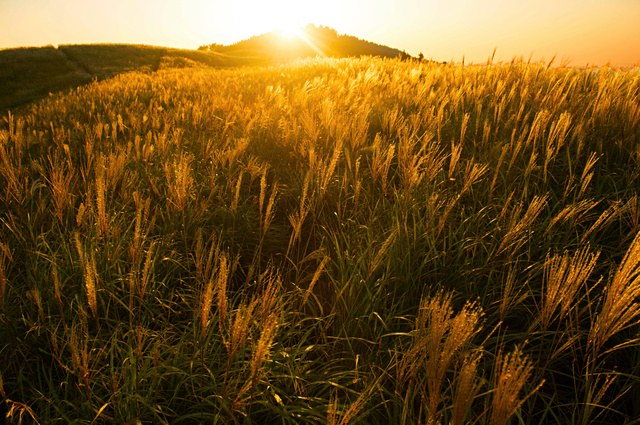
0,46,91,110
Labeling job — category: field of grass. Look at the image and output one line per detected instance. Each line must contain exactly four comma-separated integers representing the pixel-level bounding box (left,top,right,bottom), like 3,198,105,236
0,46,92,111
1,56,640,424
0,44,262,113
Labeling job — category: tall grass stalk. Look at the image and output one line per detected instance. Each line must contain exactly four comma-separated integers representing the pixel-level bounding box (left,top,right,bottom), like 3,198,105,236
489,346,538,425
0,241,10,314
589,231,640,357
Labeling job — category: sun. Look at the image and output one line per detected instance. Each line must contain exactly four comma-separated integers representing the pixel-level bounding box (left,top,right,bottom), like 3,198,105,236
226,0,307,40
196,1,357,48
278,22,303,39
271,2,304,39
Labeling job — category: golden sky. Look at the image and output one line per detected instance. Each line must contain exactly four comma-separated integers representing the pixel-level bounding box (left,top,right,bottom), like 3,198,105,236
1,0,639,67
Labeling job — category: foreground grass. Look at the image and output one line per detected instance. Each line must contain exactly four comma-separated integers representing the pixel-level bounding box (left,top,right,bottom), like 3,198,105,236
1,57,640,424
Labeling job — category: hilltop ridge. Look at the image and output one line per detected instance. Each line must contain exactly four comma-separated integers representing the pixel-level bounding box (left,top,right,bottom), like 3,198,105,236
0,28,414,112
198,24,412,60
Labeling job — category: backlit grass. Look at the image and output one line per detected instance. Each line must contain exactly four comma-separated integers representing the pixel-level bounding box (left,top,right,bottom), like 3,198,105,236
1,57,640,424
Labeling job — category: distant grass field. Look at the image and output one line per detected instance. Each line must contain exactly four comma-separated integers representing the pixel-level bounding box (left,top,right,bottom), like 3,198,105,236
1,57,640,424
0,43,262,112
0,45,91,111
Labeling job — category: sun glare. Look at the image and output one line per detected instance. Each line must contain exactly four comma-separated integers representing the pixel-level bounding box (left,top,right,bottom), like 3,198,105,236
229,0,308,41
272,3,303,40
278,23,302,39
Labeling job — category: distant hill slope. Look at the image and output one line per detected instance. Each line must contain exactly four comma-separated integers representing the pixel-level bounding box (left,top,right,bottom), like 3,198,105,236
0,46,92,111
1,30,412,112
199,24,412,60
0,44,262,111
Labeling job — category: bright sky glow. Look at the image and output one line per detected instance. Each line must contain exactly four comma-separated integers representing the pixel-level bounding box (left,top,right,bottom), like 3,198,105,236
1,0,639,67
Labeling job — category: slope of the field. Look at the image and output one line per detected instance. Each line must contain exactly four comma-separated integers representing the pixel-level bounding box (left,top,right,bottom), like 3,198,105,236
0,43,262,111
1,57,640,424
0,45,92,111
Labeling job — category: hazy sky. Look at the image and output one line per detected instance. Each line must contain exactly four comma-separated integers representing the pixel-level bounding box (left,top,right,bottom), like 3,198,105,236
1,0,639,67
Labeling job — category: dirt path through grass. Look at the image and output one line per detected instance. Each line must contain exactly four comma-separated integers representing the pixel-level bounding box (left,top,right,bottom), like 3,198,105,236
56,45,94,79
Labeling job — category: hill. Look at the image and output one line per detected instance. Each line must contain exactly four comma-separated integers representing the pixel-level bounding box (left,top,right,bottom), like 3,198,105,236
0,43,263,111
199,24,412,60
0,46,92,111
0,28,413,112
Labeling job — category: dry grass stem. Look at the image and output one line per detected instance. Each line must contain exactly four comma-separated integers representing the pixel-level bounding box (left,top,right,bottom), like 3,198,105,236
449,140,463,179
452,351,483,425
95,168,107,237
302,256,329,307
165,153,194,212
250,313,278,393
263,181,279,233
400,292,483,423
589,231,640,356
216,254,229,327
538,247,599,331
0,241,10,313
490,346,537,425
85,252,98,319
231,171,243,213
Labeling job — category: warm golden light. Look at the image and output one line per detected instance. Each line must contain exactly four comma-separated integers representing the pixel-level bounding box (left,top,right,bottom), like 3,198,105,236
0,0,638,68
278,24,303,40
232,0,305,42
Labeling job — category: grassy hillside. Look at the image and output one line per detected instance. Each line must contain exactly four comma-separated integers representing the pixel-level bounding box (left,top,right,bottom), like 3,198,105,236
1,57,640,424
0,44,262,112
0,46,92,111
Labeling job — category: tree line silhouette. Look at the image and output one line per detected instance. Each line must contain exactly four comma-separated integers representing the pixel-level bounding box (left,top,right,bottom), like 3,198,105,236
198,24,413,60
